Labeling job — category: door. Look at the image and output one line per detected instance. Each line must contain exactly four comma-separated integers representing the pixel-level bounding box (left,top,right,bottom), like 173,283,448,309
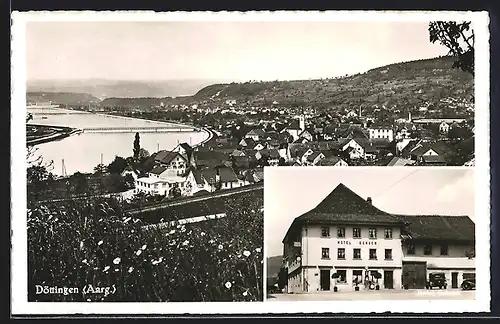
384,270,394,289
452,272,458,288
320,270,331,291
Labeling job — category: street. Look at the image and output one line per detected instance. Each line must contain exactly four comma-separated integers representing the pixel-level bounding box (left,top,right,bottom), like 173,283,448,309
267,289,475,301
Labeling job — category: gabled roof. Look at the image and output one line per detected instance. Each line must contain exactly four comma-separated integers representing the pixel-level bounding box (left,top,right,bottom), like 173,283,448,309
179,142,193,152
246,129,266,137
259,149,280,159
149,165,168,175
397,215,475,242
284,183,402,243
191,169,205,185
385,157,415,166
422,155,446,163
154,150,185,165
306,151,324,162
232,149,246,157
200,168,217,184
218,167,239,183
287,119,302,130
317,156,345,166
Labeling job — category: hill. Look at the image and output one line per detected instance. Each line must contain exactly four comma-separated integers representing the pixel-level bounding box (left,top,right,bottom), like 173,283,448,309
26,91,101,106
192,56,474,110
28,79,223,99
267,255,283,280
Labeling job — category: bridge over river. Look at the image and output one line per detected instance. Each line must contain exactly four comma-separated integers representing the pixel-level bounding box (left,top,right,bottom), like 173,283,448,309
79,126,198,133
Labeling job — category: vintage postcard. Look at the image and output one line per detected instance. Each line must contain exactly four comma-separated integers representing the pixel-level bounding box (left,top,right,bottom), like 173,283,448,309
11,10,489,315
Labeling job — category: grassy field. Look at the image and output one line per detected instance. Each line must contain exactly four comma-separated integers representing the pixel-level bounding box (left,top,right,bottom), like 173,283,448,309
28,189,264,302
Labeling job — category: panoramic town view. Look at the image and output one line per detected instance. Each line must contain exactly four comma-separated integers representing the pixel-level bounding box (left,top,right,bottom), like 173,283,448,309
22,16,476,304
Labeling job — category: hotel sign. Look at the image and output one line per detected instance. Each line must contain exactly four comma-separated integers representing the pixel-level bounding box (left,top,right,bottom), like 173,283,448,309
337,240,377,246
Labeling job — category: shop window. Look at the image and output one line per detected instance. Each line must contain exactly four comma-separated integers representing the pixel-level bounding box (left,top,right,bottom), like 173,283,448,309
321,248,330,259
336,270,347,283
352,270,363,285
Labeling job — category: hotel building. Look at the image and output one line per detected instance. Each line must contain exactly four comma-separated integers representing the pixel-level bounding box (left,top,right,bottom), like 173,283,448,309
282,183,475,292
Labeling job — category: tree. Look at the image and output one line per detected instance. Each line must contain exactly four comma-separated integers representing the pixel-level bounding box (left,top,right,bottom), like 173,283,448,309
93,163,107,174
429,21,474,76
123,174,136,189
133,132,141,160
107,156,127,174
138,148,150,163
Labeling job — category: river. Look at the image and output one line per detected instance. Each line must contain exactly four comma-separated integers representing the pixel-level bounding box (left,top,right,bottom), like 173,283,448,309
27,107,209,176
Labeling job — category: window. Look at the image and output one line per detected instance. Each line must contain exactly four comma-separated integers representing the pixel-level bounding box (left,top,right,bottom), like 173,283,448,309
424,244,433,256
353,228,361,239
336,270,347,283
369,228,377,239
384,228,393,239
369,249,377,260
440,245,449,256
407,244,415,255
337,248,346,260
353,248,361,260
321,227,330,238
321,248,330,259
385,249,393,260
337,227,345,238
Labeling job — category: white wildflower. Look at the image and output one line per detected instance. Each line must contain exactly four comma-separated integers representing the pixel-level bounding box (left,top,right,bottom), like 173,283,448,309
114,268,119,272
225,282,232,289
136,249,142,256
98,240,103,246
113,257,121,265
208,239,215,244
218,244,223,250
82,259,88,264
200,232,206,236
80,241,84,249
141,244,147,250
182,240,189,246
255,247,262,253
243,250,251,257
128,266,134,273
168,229,176,235
103,266,110,272
243,290,248,296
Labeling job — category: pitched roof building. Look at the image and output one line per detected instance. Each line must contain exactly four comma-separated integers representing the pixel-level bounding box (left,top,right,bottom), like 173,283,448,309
281,183,475,293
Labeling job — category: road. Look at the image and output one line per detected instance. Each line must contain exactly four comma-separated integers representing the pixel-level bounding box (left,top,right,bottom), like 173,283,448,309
267,289,475,301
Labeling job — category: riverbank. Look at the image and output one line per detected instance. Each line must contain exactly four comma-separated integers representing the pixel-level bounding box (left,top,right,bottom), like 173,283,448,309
26,124,80,146
27,107,212,148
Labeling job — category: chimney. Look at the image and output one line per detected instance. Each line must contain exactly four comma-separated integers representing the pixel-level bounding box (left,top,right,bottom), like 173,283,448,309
367,197,372,205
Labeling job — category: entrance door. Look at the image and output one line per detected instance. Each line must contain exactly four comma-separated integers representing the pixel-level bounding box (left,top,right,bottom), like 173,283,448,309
384,270,394,289
452,272,459,288
320,270,331,291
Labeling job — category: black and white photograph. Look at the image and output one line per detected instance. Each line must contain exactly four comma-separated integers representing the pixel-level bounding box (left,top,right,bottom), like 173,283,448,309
11,10,489,315
265,167,487,311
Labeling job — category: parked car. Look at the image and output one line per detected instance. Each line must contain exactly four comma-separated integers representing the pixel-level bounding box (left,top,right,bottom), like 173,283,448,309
461,278,476,290
426,272,447,289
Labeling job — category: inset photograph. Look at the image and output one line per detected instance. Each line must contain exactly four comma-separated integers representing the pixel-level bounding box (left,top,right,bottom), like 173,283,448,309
265,167,476,301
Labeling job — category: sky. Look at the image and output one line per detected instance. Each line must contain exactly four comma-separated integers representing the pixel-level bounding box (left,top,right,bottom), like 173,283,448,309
26,21,449,82
265,167,475,257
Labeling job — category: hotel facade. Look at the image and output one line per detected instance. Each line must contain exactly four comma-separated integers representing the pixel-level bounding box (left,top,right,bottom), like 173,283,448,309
282,184,475,293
